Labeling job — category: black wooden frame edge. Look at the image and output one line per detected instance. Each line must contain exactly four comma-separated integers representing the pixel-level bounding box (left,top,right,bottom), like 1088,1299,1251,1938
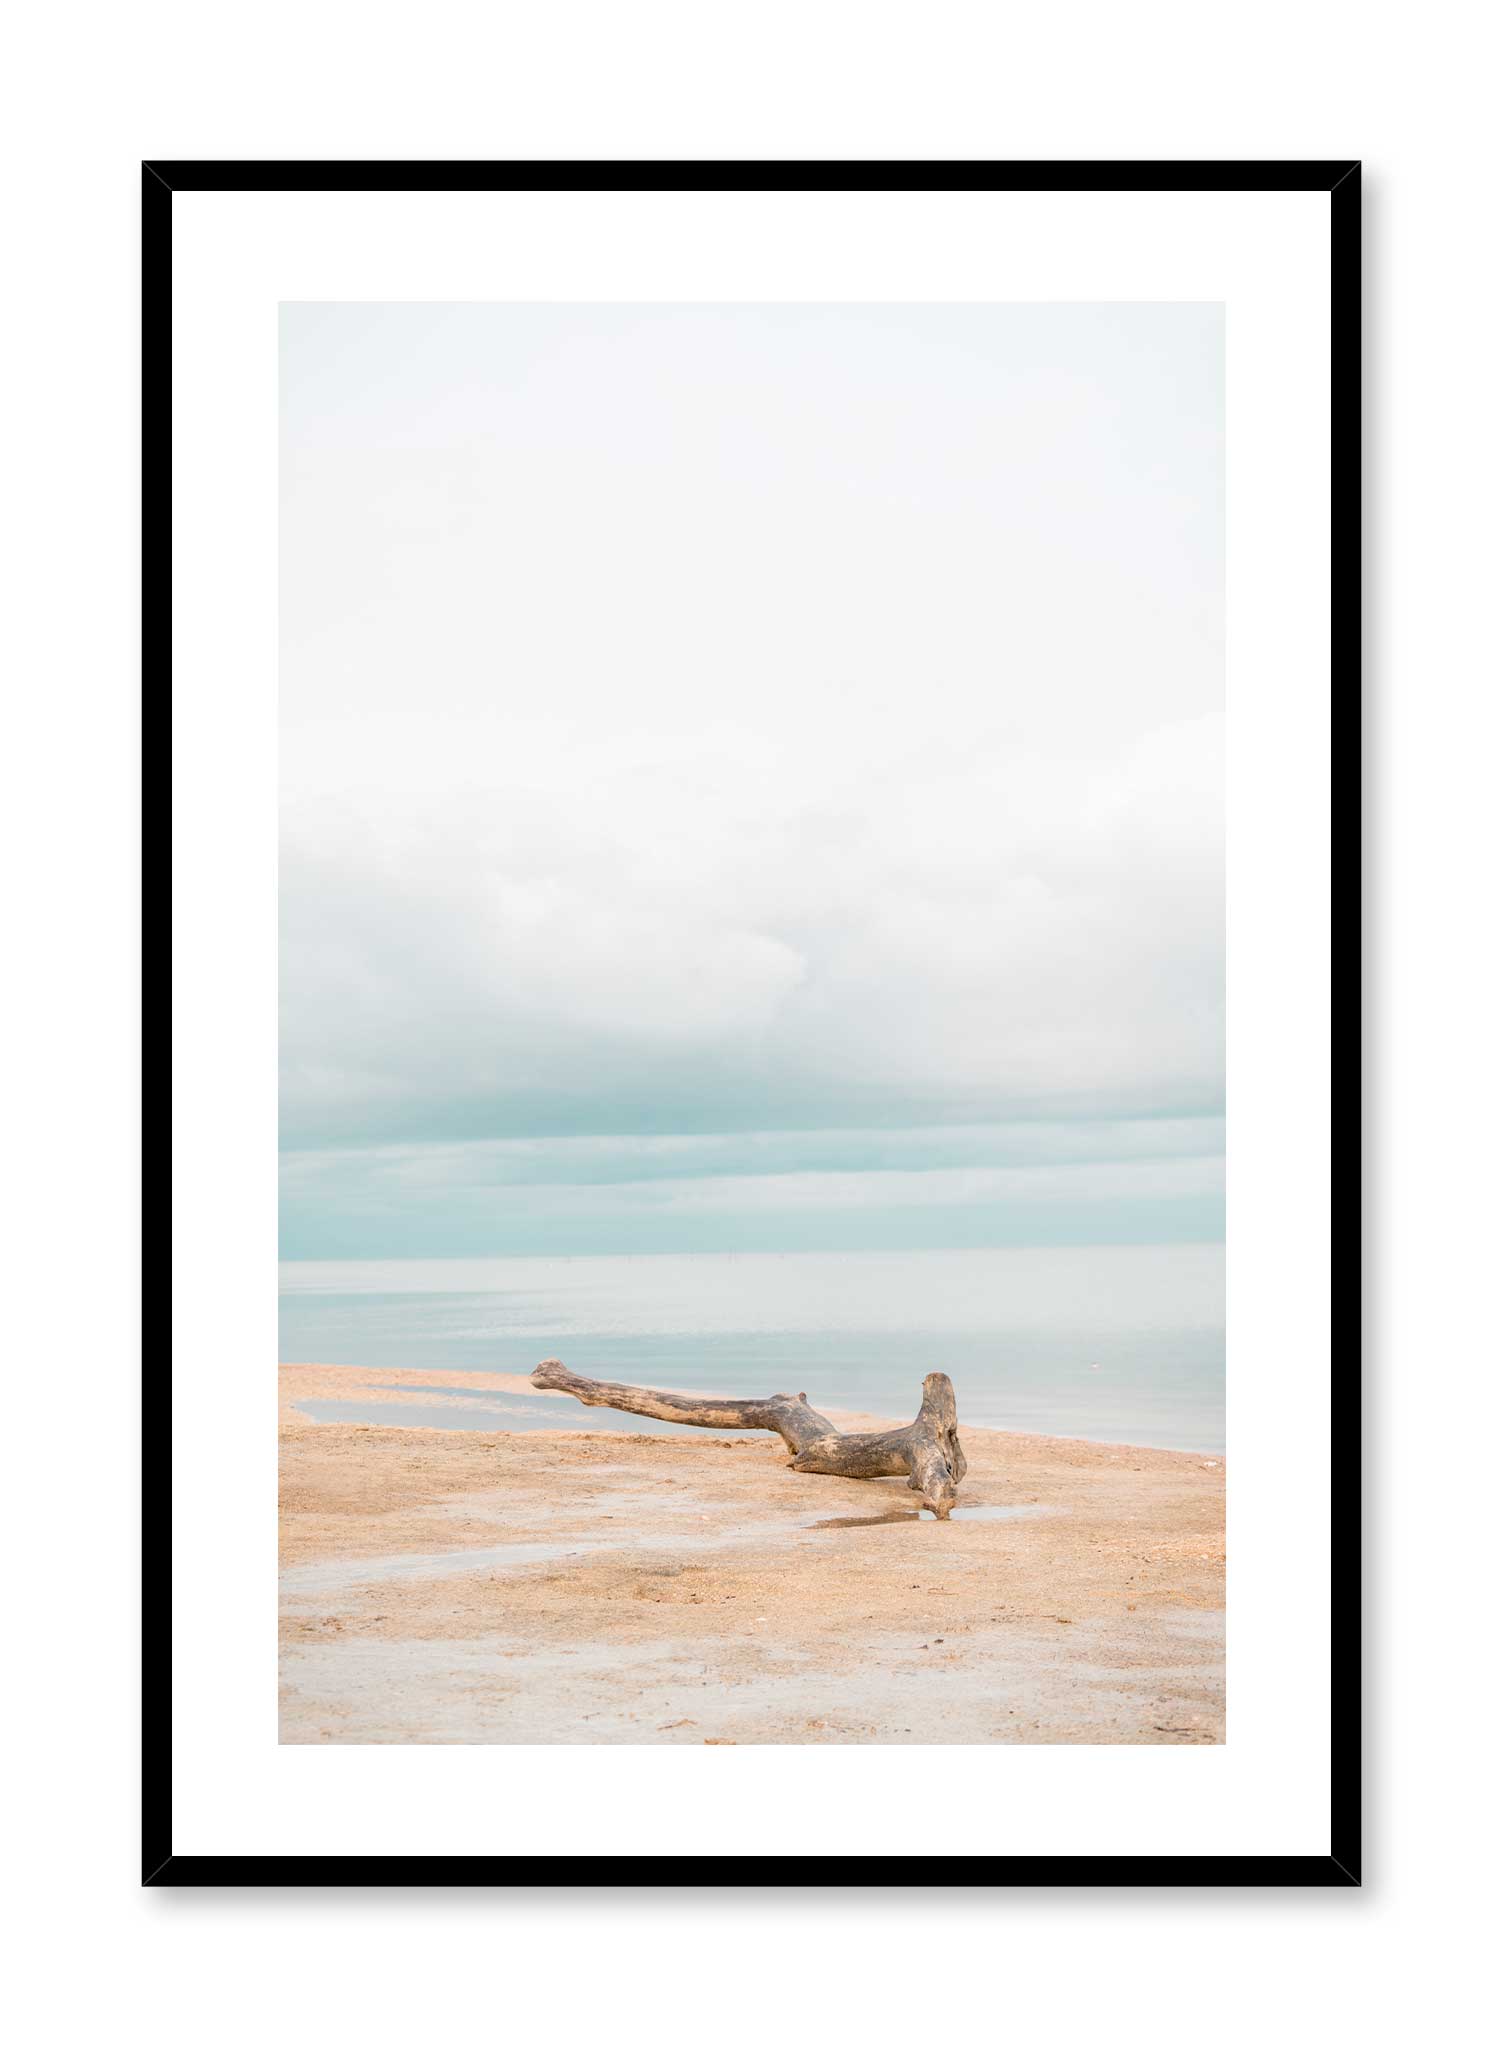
143,1854,1359,1887
146,159,1357,194
145,158,1360,1890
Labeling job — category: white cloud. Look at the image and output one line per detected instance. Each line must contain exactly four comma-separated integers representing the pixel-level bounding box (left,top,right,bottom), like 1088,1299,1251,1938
280,303,1223,1156
280,706,1222,1140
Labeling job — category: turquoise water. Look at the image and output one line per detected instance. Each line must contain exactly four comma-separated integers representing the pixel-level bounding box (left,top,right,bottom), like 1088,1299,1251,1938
279,1245,1223,1453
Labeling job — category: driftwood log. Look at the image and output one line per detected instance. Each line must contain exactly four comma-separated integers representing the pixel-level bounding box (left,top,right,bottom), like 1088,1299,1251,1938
530,1359,968,1517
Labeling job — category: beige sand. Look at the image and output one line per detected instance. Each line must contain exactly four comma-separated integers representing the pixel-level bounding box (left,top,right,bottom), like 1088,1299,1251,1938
279,1363,1225,1745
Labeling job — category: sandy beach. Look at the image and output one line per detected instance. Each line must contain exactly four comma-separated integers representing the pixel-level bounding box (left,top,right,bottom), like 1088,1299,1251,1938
279,1363,1225,1744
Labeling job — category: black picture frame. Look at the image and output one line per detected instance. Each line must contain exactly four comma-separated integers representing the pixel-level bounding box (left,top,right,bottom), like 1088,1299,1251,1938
145,158,1360,1889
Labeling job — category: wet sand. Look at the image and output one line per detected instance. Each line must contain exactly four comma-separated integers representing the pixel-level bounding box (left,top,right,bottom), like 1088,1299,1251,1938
279,1363,1225,1744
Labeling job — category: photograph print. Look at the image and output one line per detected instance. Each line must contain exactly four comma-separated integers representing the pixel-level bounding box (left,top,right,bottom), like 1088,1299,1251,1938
277,298,1226,1748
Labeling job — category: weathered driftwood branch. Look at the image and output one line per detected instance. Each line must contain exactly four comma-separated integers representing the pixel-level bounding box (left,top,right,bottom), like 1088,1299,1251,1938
530,1359,967,1517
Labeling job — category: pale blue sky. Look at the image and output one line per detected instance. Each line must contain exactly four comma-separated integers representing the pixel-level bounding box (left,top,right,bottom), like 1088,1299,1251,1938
280,303,1223,1258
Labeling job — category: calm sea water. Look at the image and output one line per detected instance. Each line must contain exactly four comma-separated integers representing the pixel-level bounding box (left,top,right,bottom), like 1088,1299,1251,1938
279,1245,1224,1453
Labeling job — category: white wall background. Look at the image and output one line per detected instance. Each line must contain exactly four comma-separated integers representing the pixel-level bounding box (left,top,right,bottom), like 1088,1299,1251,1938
2,5,1493,2045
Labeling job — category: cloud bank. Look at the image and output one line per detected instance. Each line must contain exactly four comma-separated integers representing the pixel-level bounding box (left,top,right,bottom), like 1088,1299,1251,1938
280,304,1222,1253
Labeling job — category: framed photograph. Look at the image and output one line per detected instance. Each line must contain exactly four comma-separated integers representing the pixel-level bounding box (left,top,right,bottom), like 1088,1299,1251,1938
149,159,1358,1885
